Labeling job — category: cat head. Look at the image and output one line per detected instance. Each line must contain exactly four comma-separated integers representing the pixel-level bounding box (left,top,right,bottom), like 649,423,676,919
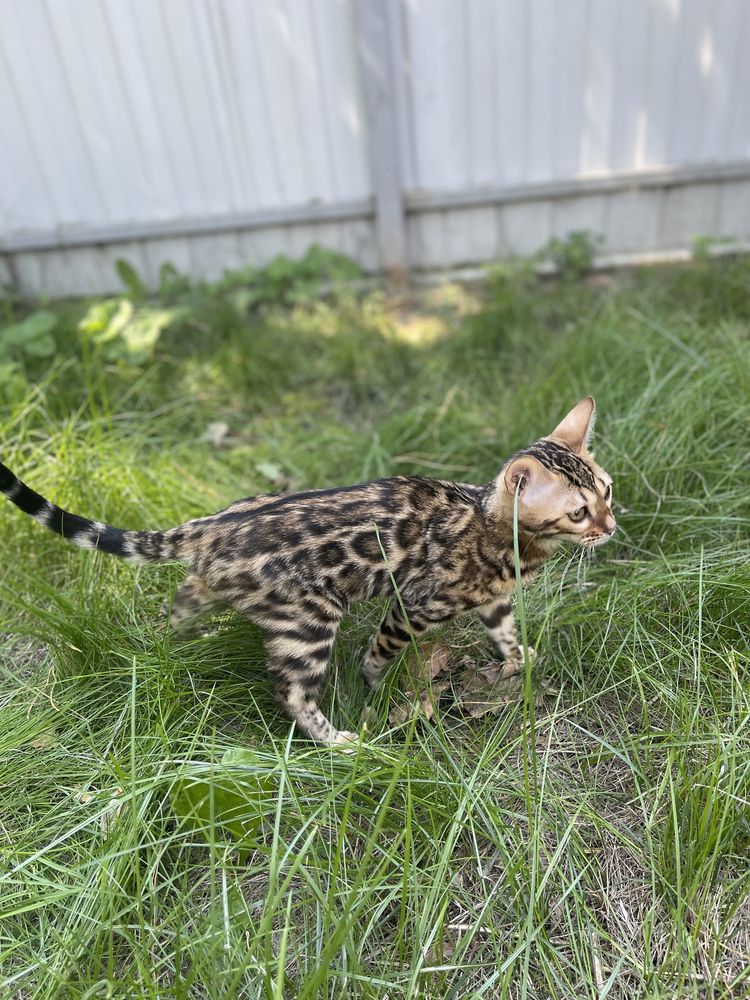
498,397,616,549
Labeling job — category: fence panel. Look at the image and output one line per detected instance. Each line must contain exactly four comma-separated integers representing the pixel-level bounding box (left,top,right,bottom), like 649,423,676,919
1,0,750,294
0,0,370,235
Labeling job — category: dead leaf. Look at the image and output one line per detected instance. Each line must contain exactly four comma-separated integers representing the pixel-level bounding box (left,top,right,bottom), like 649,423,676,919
389,678,451,725
454,656,557,717
28,731,56,749
457,669,527,717
390,646,556,725
388,643,454,724
255,460,286,484
424,931,455,965
405,643,451,683
73,785,126,837
201,421,230,448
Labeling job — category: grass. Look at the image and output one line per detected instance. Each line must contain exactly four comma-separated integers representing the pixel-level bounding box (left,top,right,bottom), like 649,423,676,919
0,254,749,998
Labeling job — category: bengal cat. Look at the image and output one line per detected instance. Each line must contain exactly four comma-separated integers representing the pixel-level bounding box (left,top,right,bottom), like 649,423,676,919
1,397,615,745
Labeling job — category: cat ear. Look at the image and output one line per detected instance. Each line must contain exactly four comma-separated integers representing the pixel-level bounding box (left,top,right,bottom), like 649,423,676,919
503,455,553,499
549,396,596,453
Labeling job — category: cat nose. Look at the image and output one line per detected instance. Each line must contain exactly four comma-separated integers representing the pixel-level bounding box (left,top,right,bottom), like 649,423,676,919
604,516,617,535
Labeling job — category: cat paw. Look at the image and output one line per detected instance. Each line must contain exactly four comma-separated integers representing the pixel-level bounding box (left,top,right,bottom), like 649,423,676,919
329,730,360,752
362,658,385,689
498,659,523,678
499,646,535,678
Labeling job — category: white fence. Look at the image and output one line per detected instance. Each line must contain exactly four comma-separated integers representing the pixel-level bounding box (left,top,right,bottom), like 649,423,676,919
2,0,750,295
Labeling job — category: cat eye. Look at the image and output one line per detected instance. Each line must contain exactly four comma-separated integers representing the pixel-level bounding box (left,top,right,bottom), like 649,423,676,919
604,484,612,502
569,506,587,522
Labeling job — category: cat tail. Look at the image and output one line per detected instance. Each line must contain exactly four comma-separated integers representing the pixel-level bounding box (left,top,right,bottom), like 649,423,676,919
0,462,189,564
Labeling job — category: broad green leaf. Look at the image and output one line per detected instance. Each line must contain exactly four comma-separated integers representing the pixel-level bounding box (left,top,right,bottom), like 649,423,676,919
77,298,123,338
21,333,56,358
101,299,134,345
159,261,192,298
21,310,58,338
0,360,22,381
288,278,322,304
0,360,29,399
116,258,146,301
171,751,275,850
79,301,178,364
0,309,58,357
229,287,261,315
222,748,269,768
265,254,296,281
109,308,176,363
255,460,285,482
0,323,23,347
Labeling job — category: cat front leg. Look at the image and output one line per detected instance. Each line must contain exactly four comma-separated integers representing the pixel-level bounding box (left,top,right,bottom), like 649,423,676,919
476,599,533,677
363,600,434,689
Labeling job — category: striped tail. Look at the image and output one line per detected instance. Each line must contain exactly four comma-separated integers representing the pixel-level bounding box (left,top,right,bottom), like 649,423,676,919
0,462,186,563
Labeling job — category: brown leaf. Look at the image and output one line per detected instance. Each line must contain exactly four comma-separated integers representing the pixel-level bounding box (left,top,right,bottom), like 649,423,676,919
28,731,56,749
389,643,452,724
201,421,230,448
424,931,455,965
459,672,527,717
404,643,451,683
390,646,556,725
452,656,554,718
389,679,451,725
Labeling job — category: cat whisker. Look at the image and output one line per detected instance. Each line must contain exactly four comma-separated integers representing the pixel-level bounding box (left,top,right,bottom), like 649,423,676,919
575,547,586,591
557,547,580,599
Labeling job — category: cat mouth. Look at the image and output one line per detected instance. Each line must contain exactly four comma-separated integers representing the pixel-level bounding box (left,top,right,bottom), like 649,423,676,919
579,534,613,549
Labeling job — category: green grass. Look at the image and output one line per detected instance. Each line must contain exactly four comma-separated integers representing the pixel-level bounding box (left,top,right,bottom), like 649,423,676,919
1,256,749,998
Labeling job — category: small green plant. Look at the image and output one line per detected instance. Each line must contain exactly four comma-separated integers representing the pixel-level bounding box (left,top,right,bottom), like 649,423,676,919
157,261,192,300
539,229,602,279
0,308,58,360
115,258,147,303
157,244,362,312
216,244,363,308
0,309,59,392
691,233,735,263
89,246,365,363
77,297,182,364
171,749,276,859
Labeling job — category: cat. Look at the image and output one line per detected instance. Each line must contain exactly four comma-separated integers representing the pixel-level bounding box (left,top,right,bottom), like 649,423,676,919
0,397,615,746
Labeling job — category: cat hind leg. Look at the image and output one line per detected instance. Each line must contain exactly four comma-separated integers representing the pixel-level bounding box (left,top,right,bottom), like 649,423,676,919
477,599,534,676
163,573,223,633
265,615,356,746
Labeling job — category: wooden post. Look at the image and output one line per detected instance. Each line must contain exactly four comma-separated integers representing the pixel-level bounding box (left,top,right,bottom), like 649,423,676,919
353,0,408,283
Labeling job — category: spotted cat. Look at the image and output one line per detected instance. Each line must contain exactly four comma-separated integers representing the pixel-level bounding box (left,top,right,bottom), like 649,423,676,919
1,397,615,745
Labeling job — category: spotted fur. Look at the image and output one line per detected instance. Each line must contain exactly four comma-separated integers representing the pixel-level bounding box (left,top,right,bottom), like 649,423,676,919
0,398,616,745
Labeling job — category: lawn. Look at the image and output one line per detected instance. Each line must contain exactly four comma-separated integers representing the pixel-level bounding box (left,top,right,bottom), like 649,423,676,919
0,252,748,998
